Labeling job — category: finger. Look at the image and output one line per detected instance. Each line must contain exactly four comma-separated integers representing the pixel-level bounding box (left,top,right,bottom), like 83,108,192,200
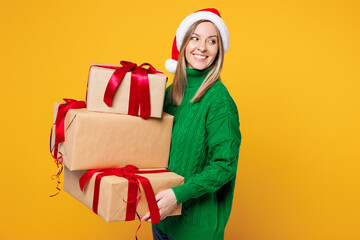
146,218,151,223
158,207,168,221
141,212,151,222
155,190,166,201
160,210,168,221
157,197,165,208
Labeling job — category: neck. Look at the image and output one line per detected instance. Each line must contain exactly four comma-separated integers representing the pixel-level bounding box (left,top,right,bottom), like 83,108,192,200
186,67,211,88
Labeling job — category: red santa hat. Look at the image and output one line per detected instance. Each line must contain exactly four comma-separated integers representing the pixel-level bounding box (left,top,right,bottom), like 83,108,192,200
165,8,229,74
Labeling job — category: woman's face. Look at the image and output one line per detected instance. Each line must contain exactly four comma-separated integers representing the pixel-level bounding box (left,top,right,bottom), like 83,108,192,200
185,22,219,70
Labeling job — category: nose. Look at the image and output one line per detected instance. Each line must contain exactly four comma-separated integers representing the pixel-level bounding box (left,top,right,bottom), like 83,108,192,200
197,40,207,52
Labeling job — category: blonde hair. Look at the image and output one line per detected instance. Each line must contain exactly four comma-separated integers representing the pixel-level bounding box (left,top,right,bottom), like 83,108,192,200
169,20,224,105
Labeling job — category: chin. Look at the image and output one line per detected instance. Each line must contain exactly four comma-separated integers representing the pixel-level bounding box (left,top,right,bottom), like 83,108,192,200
194,66,207,70
190,62,211,70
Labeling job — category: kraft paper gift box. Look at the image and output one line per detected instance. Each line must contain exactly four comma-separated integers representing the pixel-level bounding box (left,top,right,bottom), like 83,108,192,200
86,63,167,118
51,102,173,170
63,167,184,222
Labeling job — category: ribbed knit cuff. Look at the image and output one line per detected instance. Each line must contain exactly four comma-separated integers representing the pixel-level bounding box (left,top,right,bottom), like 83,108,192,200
171,183,193,205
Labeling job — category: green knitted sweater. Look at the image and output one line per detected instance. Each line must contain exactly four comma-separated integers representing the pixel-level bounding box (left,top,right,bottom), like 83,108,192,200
155,68,241,240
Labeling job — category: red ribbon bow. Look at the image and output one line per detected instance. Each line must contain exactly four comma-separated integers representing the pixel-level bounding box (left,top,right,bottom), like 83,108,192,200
91,61,162,119
50,98,86,197
79,165,170,224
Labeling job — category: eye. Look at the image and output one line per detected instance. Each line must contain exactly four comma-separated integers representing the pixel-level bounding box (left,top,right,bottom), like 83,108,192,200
191,36,198,41
209,39,217,44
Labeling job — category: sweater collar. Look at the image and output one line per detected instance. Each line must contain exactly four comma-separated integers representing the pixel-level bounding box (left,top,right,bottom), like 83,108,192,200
186,67,211,88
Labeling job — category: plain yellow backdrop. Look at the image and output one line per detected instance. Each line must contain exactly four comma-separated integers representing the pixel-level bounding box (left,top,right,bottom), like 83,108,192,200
1,0,359,239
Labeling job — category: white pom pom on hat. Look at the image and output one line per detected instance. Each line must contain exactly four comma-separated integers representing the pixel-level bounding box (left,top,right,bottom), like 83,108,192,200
165,8,229,74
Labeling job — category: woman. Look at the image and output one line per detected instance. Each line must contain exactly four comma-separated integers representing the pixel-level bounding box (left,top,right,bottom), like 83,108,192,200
142,8,241,240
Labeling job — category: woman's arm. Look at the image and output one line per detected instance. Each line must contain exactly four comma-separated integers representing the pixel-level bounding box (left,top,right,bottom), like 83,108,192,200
142,88,241,221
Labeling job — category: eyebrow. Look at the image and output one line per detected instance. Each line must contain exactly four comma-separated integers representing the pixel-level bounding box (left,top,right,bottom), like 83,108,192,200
192,33,218,38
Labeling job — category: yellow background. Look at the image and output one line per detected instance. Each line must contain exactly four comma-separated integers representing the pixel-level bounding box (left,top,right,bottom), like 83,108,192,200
1,0,359,239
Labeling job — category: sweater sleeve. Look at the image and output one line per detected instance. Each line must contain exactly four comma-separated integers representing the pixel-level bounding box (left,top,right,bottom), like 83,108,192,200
172,91,242,204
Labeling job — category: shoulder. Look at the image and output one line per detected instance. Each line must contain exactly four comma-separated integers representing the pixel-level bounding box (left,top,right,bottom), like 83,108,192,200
204,80,241,147
203,80,239,121
205,80,233,102
164,84,173,103
163,84,172,112
165,84,172,95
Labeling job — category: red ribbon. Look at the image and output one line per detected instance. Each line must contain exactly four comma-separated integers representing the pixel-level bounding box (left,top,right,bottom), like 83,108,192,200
79,165,170,224
91,61,162,119
50,98,86,197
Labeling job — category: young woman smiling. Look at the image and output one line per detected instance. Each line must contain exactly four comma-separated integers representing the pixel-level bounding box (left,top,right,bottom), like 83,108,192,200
142,8,242,240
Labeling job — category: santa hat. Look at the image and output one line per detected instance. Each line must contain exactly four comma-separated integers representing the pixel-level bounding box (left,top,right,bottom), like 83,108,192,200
165,8,229,74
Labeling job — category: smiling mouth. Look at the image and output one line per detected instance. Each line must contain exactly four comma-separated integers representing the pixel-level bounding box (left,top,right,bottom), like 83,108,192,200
193,54,207,60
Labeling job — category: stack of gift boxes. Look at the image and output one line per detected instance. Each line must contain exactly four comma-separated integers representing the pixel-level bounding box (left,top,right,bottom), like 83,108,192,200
50,62,184,223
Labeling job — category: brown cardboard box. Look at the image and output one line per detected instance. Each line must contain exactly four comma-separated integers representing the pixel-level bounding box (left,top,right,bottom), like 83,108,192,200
86,63,167,118
51,103,173,170
64,167,184,222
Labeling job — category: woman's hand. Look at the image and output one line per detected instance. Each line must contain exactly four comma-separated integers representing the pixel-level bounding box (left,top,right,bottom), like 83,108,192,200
141,189,178,222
